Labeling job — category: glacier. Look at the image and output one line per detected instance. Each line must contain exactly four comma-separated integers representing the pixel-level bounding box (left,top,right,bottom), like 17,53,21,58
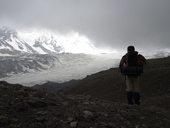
0,53,119,86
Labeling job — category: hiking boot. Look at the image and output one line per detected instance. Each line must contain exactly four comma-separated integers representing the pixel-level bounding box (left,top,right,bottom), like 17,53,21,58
133,92,140,105
127,92,134,105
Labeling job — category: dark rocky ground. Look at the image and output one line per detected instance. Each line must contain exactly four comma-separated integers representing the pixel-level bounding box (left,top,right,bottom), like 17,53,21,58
1,81,170,128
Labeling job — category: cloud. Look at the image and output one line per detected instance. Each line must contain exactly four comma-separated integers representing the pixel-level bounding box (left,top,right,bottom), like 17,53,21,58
0,0,170,52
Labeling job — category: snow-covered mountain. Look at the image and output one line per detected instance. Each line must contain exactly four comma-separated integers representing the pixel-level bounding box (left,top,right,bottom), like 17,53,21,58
0,26,101,55
0,27,65,55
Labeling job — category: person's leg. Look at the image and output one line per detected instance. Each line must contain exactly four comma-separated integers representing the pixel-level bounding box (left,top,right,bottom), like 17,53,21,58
126,76,134,105
127,91,134,105
133,76,140,105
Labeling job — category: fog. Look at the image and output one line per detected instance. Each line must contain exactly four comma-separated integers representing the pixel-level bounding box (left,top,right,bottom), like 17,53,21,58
0,0,170,54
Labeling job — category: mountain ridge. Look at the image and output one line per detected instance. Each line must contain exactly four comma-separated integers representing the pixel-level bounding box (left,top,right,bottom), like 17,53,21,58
0,27,66,55
0,26,100,55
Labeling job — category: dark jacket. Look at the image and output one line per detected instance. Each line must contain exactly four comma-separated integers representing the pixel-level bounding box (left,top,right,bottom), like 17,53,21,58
119,51,146,75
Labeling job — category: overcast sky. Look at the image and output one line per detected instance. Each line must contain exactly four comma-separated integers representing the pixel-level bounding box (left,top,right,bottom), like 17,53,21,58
0,0,170,53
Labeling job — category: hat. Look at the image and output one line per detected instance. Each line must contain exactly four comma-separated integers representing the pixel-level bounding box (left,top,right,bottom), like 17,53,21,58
127,45,135,52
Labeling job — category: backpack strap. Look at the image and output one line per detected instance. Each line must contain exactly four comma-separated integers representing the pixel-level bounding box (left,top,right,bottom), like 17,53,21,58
119,54,128,68
137,54,146,66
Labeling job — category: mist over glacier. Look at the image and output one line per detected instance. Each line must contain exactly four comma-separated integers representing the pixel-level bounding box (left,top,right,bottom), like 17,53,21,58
0,53,119,86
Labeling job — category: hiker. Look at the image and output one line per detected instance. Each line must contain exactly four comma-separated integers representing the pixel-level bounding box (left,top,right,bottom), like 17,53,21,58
119,46,146,105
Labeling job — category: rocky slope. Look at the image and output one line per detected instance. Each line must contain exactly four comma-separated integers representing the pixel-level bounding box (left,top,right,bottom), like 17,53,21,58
65,57,170,101
1,81,170,128
34,56,170,111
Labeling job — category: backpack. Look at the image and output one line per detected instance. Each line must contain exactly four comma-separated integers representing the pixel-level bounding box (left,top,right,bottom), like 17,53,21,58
120,52,145,75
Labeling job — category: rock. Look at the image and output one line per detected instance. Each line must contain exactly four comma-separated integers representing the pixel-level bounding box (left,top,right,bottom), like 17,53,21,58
36,116,46,122
8,124,20,128
99,112,108,117
27,99,47,108
83,110,93,118
135,125,140,128
62,101,69,106
14,102,29,112
82,101,90,105
36,111,47,115
70,121,78,128
140,116,145,120
16,89,29,97
0,115,8,126
67,117,74,122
